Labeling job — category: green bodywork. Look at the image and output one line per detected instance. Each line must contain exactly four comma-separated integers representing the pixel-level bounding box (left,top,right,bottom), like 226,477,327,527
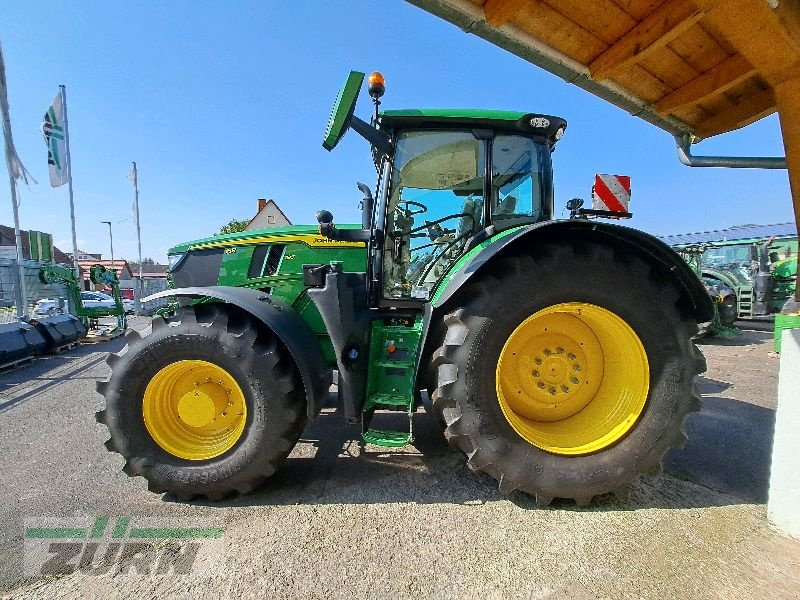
169,225,368,364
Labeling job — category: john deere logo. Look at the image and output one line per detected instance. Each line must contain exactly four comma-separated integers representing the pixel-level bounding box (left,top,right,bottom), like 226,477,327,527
530,117,550,128
24,516,223,576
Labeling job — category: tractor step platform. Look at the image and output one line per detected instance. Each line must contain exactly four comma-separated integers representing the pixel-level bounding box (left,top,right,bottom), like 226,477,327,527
362,428,413,448
360,317,423,449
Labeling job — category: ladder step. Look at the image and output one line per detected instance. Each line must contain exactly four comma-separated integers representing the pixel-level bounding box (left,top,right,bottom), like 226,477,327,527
363,393,413,412
362,428,412,448
373,360,414,368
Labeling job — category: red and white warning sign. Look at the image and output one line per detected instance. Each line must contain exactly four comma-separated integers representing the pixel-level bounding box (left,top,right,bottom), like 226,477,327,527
592,174,631,213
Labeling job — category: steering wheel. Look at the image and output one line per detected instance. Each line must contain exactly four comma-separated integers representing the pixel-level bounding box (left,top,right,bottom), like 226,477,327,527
394,200,427,217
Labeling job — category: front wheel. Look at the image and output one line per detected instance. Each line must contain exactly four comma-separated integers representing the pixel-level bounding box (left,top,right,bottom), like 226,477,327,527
96,304,306,501
431,241,705,506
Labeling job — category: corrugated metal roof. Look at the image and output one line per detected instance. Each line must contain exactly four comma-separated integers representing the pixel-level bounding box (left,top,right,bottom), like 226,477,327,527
659,222,798,246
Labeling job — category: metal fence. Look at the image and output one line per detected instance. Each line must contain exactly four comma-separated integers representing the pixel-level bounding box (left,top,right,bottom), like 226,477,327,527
0,259,70,325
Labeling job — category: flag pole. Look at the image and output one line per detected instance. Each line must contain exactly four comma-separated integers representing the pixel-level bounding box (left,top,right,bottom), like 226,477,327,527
132,161,143,314
8,177,28,319
59,84,80,283
0,41,30,319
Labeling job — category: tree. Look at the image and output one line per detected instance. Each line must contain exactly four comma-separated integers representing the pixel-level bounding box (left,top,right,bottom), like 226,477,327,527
142,257,155,265
217,219,249,235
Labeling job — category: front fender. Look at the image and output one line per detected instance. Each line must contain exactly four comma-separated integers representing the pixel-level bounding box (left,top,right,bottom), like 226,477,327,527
144,286,331,418
433,220,714,323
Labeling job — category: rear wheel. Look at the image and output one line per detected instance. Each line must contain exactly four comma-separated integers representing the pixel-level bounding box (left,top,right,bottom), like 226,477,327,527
96,304,306,501
431,241,705,505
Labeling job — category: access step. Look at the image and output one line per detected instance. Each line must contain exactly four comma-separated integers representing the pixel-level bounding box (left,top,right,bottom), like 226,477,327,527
362,428,412,448
363,393,412,412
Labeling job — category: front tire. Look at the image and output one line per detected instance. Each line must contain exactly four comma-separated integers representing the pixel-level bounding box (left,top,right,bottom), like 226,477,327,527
431,241,705,505
96,303,306,501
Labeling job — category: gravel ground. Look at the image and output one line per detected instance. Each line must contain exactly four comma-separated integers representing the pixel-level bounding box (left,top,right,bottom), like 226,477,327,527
0,319,798,599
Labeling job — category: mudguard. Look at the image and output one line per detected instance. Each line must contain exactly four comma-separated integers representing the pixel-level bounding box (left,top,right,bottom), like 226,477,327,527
144,286,332,418
433,219,714,323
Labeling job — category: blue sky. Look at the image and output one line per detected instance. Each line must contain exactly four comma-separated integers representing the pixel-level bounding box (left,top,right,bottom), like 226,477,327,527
1,0,794,262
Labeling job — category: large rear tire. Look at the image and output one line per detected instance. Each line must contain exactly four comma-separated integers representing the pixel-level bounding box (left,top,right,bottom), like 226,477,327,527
96,303,306,501
430,241,705,506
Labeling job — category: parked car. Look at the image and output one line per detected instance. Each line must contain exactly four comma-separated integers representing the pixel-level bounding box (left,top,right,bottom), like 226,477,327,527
80,291,135,314
33,298,66,316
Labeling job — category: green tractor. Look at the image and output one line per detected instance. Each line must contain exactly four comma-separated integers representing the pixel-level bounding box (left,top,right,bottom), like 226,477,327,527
697,237,797,318
97,71,711,505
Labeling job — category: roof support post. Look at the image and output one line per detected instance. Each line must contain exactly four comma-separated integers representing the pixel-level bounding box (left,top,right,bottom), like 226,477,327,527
774,76,800,301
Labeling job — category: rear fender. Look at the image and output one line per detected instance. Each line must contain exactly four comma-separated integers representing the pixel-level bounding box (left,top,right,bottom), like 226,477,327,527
433,220,714,323
144,286,332,418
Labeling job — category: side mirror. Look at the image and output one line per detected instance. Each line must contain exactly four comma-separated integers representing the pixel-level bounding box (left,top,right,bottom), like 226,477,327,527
566,198,584,211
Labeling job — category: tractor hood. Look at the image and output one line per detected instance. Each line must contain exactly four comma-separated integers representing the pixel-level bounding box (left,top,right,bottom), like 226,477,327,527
168,223,364,255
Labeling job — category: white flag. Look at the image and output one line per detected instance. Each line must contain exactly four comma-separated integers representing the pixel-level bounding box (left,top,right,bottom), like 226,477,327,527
0,41,35,186
129,162,140,231
42,92,69,187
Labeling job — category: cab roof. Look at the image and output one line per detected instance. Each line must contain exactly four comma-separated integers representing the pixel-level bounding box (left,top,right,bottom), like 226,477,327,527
379,109,567,143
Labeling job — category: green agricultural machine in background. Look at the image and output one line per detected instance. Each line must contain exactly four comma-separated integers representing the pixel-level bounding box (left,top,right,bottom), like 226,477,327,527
671,233,797,320
97,72,711,505
674,244,739,335
40,263,127,333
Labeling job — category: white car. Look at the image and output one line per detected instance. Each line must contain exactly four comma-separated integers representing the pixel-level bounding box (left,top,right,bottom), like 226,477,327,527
33,298,66,316
80,291,135,314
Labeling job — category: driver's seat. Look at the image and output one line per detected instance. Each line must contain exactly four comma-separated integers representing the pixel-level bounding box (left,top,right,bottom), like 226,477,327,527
457,197,483,240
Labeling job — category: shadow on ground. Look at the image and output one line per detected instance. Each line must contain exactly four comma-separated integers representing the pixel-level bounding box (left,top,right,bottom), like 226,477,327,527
695,328,773,347
175,376,774,512
0,341,114,415
665,391,775,504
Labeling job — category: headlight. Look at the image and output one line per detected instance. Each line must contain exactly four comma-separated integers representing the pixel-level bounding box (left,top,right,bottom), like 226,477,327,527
167,253,187,271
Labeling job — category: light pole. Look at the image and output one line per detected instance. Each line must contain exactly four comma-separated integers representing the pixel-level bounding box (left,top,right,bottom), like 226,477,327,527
100,220,114,266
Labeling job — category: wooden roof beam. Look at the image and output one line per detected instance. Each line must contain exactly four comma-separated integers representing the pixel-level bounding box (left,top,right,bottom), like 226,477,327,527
589,0,706,81
774,77,800,288
655,53,757,114
693,87,776,139
484,0,528,28
697,0,800,86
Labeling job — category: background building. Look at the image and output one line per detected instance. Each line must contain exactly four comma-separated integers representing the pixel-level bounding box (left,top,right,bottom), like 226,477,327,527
246,198,291,230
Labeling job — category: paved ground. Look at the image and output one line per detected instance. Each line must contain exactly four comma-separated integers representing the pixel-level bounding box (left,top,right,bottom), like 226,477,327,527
0,319,799,599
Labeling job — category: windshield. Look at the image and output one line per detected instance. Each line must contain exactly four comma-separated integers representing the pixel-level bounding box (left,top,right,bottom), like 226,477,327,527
383,130,486,300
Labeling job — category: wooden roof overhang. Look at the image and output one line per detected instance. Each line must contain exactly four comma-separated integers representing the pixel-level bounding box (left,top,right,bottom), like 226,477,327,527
407,0,800,266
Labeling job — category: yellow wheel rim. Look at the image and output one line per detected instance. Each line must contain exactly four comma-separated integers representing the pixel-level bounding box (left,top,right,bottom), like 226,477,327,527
496,302,649,456
142,360,247,460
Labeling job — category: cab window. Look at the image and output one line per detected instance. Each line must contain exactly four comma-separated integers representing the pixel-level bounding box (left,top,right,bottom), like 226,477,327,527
383,130,486,300
491,135,547,229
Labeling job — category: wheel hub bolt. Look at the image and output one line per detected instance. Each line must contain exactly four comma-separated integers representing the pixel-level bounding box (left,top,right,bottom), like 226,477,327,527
548,387,556,395
556,347,565,354
537,382,545,389
573,364,582,372
570,377,579,385
561,385,570,393
567,353,576,361
543,348,552,356
534,358,543,365
532,370,540,377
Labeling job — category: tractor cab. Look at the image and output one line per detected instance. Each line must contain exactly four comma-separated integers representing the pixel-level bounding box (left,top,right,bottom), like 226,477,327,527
319,71,566,305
